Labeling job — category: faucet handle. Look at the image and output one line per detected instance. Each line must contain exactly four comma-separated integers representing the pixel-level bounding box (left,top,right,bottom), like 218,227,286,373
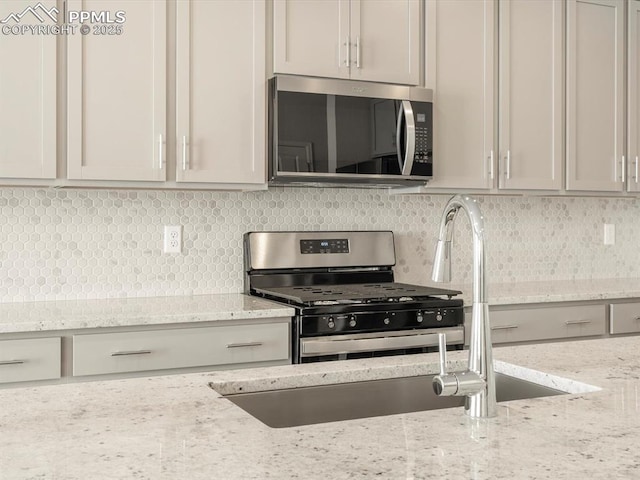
433,332,459,396
438,332,447,375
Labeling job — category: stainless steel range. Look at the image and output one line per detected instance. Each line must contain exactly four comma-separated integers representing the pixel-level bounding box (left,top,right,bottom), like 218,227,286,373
244,231,465,363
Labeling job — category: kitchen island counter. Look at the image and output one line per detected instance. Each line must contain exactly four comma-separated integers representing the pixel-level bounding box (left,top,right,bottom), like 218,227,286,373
1,336,639,479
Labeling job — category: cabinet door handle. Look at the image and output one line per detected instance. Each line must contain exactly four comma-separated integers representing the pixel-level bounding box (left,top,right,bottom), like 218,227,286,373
622,155,626,183
565,320,592,326
158,134,165,169
635,156,639,184
226,342,264,349
505,150,511,180
355,36,361,68
488,150,494,180
634,316,640,321
110,350,153,357
491,325,519,331
182,136,189,171
0,359,25,366
344,36,351,67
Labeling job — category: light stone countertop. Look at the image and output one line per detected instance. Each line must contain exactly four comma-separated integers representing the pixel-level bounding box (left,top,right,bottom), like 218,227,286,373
0,293,295,334
434,277,640,306
1,335,640,479
3,277,640,334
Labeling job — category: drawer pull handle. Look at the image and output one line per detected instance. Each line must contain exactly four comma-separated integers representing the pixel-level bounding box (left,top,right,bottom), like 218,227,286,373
491,325,519,331
0,359,25,366
634,317,640,321
226,342,264,349
110,350,153,357
565,320,592,326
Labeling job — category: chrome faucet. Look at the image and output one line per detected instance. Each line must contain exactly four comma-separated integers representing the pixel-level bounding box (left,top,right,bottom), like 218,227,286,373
431,194,497,418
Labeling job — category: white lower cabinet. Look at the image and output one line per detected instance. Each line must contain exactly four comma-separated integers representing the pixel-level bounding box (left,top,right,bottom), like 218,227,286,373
0,337,61,384
466,303,606,345
72,322,290,376
609,302,640,335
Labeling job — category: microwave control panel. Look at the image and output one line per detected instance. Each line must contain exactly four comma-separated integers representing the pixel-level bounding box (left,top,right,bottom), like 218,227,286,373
413,103,433,165
415,126,431,163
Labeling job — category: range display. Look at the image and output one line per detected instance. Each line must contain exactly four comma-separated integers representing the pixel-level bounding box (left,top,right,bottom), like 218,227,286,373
300,239,349,254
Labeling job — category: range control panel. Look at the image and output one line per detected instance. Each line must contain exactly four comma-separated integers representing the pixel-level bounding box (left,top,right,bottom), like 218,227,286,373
300,308,463,336
300,239,349,254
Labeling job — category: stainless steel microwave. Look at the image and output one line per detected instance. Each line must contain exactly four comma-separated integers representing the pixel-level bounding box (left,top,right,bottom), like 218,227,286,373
268,75,433,187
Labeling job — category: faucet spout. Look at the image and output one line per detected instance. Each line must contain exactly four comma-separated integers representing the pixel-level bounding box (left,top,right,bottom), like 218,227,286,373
431,195,496,419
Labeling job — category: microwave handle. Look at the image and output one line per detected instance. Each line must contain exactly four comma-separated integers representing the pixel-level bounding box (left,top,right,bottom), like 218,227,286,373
396,100,416,176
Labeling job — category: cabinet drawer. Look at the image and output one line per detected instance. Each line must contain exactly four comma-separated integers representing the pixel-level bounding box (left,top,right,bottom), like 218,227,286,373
73,322,290,376
466,304,605,344
0,337,61,384
609,303,640,335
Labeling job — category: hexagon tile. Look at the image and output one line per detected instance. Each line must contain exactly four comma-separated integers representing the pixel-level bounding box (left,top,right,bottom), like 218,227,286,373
0,187,638,303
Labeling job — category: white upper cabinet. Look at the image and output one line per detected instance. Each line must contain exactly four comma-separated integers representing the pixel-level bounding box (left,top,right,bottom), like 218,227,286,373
175,0,265,185
273,0,350,79
566,0,625,192
425,0,563,192
67,0,167,182
273,0,419,85
425,0,495,189
498,0,563,191
348,0,420,84
0,0,56,179
628,0,640,193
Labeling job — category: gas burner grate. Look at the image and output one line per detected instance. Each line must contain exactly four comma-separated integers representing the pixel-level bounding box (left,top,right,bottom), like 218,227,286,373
255,282,461,306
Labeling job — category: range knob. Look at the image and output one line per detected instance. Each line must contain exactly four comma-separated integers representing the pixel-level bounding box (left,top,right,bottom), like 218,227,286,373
383,318,390,325
436,312,443,322
349,316,357,328
327,317,335,329
416,312,424,323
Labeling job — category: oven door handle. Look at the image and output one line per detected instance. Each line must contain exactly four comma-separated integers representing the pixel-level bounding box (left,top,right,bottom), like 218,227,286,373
300,329,464,357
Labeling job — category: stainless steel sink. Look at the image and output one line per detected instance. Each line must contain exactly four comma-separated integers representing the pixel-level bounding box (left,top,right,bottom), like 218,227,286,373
222,373,565,428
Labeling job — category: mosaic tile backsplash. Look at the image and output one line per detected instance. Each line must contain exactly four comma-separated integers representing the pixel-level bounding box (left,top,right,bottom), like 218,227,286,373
0,187,638,303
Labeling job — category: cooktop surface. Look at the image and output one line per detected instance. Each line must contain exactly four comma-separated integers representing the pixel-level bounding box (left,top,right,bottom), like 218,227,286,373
254,282,462,306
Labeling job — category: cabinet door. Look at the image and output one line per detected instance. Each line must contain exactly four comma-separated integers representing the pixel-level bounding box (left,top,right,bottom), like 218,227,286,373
425,0,495,189
628,0,640,192
609,302,640,334
349,0,419,85
0,0,56,179
0,337,60,384
566,0,624,191
67,0,167,181
73,322,290,376
273,0,350,79
498,0,563,190
176,0,265,184
466,304,605,345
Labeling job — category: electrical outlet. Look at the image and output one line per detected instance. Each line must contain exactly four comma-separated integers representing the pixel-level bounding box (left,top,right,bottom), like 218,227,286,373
604,224,615,246
163,225,182,253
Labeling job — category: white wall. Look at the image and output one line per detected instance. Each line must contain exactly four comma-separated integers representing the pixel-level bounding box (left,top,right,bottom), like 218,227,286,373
0,187,638,303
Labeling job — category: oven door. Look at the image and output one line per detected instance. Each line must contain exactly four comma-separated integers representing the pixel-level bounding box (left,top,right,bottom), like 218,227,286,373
299,326,464,363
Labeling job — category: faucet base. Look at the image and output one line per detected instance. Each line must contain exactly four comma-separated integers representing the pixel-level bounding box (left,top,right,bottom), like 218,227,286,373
465,389,498,419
